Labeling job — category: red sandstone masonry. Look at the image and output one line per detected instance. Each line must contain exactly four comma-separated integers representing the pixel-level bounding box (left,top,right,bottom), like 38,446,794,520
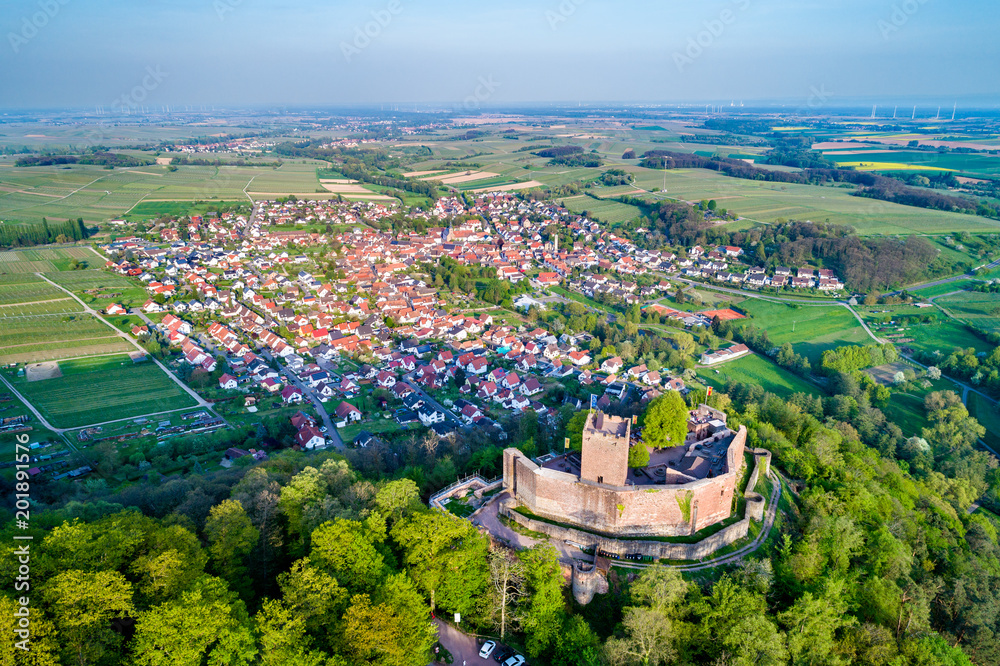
502,449,773,561
503,426,749,538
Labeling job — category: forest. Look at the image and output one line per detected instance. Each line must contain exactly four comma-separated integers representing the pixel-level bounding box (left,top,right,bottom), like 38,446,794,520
638,210,961,293
3,370,999,665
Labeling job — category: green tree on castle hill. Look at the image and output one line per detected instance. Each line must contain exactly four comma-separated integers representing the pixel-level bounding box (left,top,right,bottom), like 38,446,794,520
641,391,689,451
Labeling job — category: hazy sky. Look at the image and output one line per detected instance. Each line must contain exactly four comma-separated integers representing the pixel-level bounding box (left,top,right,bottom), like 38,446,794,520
2,0,998,109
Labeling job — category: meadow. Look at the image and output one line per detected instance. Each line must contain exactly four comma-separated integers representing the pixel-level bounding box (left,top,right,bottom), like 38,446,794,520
696,354,818,399
556,195,644,224
10,355,198,429
936,291,1000,333
909,280,979,298
738,300,871,365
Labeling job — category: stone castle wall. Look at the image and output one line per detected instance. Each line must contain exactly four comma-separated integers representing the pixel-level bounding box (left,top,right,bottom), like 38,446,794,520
503,448,772,561
503,426,748,538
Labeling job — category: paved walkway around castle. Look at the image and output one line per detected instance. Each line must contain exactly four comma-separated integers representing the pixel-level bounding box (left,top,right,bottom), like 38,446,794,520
478,469,782,573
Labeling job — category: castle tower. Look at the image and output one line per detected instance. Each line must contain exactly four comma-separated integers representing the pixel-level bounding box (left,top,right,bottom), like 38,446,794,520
580,411,631,487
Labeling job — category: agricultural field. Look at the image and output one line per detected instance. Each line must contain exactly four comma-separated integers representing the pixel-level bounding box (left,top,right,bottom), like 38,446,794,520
936,291,1000,333
696,354,818,399
556,195,644,224
43,270,150,308
7,355,198,429
0,247,98,274
0,270,140,363
823,150,1000,176
620,166,996,236
0,161,326,226
0,313,128,364
738,300,871,365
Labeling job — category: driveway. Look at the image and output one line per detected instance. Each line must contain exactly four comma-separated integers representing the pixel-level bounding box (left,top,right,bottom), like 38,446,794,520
432,618,484,666
476,492,588,564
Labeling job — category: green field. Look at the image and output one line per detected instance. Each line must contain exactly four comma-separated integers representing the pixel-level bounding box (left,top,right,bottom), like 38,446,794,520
890,318,992,356
696,354,818,399
621,167,996,235
909,280,979,298
738,300,871,365
881,392,930,438
825,150,1000,176
967,392,1000,451
0,271,132,363
936,291,1000,333
0,311,128,364
557,195,644,224
0,161,328,225
10,355,198,429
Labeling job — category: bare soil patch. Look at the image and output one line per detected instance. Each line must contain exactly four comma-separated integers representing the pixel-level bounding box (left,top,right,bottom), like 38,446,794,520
25,361,62,382
866,362,912,386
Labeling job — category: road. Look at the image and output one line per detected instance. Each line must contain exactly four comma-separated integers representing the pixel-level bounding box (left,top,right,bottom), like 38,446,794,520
0,372,66,436
401,374,463,427
271,357,344,450
32,273,226,422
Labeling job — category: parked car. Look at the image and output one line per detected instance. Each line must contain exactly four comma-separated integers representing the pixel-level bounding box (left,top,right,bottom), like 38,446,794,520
493,647,514,663
479,640,497,659
503,656,525,666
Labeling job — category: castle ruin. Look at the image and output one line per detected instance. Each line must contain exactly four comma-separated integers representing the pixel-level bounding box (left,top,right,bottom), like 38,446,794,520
502,406,747,537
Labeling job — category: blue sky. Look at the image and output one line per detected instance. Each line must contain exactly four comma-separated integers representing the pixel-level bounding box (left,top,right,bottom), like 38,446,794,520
1,0,998,109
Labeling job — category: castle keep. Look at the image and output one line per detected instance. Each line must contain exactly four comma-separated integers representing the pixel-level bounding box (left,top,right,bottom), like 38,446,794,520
503,406,747,537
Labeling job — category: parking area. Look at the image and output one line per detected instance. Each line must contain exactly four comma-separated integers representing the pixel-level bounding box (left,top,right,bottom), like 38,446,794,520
432,618,524,665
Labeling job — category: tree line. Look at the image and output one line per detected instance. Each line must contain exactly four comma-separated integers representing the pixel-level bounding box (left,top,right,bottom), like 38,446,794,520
0,217,90,249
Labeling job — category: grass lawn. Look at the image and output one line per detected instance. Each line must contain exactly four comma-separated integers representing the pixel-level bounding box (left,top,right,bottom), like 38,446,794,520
738,300,871,365
9,355,198,429
550,285,616,313
337,416,407,446
696,354,819,399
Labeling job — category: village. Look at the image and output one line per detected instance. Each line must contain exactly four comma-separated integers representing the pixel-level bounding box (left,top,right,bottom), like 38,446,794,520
95,192,845,455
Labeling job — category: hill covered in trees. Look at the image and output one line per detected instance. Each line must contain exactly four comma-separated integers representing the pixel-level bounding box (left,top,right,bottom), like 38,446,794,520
2,374,998,665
